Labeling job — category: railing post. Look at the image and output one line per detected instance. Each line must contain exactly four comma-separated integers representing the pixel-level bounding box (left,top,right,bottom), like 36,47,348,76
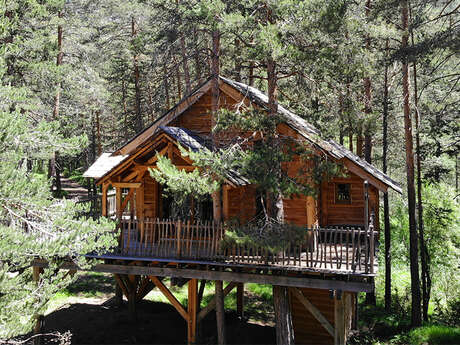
369,212,375,274
364,180,369,273
177,219,182,257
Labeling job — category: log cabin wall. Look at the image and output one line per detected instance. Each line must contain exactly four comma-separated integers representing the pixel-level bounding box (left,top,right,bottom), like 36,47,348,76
320,172,380,231
142,173,159,219
222,185,257,222
290,288,355,345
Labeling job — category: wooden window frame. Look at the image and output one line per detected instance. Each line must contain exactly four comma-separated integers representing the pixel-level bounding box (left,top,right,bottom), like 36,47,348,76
335,183,352,205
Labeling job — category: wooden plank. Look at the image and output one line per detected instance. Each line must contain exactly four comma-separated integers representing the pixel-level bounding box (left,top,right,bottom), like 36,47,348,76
334,292,345,345
197,282,237,322
149,275,189,322
343,160,389,193
291,287,334,337
188,279,198,345
215,280,226,345
237,283,244,318
113,273,129,299
101,183,108,217
32,261,373,292
112,182,142,188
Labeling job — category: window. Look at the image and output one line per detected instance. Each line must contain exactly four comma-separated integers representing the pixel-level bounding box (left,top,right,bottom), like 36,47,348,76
335,183,351,204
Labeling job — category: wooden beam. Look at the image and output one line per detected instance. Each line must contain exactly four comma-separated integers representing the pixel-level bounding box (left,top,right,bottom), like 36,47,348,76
188,279,198,345
101,183,108,217
115,187,122,220
113,274,129,299
215,280,226,345
237,283,244,319
291,287,334,337
32,262,373,293
273,285,295,345
343,160,389,193
197,282,237,323
334,291,345,345
146,145,169,164
149,275,189,322
112,182,142,188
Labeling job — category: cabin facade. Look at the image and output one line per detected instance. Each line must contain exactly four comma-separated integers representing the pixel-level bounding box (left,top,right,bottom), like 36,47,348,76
79,76,401,345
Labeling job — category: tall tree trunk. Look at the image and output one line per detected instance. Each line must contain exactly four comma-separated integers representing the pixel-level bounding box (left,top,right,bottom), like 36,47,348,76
363,0,373,164
215,280,226,345
235,39,241,82
383,39,392,311
339,93,344,145
410,21,430,322
363,0,375,305
175,55,182,101
95,110,102,156
180,36,191,94
273,286,294,345
51,14,63,196
163,63,170,110
132,17,143,133
249,60,255,86
194,28,203,85
401,0,422,327
356,130,363,158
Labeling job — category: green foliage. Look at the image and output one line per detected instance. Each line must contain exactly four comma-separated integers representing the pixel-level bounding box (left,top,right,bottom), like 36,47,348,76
222,218,308,254
149,154,219,203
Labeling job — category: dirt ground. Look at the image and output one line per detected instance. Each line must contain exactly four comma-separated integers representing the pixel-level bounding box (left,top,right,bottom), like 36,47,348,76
40,298,275,345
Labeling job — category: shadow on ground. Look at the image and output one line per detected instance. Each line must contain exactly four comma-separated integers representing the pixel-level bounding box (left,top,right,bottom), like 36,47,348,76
40,300,276,344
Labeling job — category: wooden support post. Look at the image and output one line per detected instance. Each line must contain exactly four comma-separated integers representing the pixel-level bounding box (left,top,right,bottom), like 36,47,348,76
188,279,198,345
116,186,122,222
237,283,244,319
334,291,345,345
212,189,222,222
215,280,226,345
197,279,206,311
273,285,295,345
115,280,123,306
101,183,108,217
32,267,43,345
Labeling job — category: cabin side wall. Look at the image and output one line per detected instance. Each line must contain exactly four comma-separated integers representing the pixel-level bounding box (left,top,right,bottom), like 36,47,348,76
291,288,355,345
320,172,380,230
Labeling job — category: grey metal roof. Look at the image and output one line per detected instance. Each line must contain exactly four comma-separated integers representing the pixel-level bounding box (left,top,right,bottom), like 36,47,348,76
160,126,210,152
83,152,129,179
160,126,249,187
219,76,402,193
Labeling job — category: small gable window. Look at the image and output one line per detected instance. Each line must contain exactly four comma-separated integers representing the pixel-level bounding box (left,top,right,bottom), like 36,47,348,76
335,183,351,204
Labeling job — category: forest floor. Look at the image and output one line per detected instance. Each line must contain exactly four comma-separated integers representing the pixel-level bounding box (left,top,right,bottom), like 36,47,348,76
38,272,276,345
58,177,89,201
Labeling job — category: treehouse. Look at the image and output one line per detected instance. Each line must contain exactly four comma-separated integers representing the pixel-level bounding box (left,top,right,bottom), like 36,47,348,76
79,76,401,345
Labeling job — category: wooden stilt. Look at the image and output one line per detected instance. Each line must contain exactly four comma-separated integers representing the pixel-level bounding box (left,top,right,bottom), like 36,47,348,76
237,283,244,319
215,280,226,345
197,279,206,311
273,285,294,345
115,280,123,306
32,267,43,345
334,290,345,345
188,279,198,345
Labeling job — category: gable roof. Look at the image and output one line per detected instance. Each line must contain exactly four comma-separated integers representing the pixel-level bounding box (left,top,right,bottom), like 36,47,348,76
84,76,401,193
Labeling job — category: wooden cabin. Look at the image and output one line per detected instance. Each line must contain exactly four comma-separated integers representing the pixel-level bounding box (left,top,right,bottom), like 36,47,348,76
80,76,401,345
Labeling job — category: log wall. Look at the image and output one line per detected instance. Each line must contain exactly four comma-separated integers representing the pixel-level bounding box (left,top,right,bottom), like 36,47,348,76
290,288,355,345
321,172,379,231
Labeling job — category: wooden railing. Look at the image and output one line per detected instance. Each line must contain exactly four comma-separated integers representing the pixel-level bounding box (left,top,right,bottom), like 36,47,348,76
115,218,377,274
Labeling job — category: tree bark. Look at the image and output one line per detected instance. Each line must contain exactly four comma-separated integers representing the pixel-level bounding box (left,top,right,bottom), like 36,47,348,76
131,17,143,133
215,280,226,345
180,35,191,94
163,63,170,110
51,13,63,196
382,39,392,312
411,24,430,322
273,286,294,345
363,0,373,164
401,0,422,327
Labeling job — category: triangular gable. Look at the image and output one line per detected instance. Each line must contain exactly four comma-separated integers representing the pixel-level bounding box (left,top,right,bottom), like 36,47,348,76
88,75,401,193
